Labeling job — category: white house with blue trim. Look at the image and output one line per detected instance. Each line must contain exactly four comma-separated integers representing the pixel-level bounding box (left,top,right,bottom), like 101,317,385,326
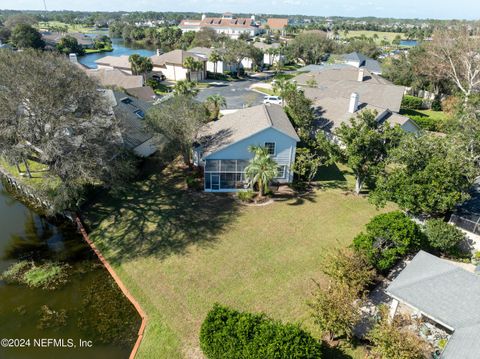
193,104,300,192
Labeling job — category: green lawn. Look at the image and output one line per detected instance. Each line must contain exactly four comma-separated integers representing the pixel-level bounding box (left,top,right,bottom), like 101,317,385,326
0,158,60,193
400,108,448,121
341,30,403,44
37,21,102,34
84,159,395,358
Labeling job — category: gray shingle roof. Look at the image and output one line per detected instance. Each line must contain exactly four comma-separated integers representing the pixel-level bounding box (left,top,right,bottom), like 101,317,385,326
113,92,153,149
196,104,299,158
386,250,480,359
344,52,367,64
343,52,382,74
150,49,206,67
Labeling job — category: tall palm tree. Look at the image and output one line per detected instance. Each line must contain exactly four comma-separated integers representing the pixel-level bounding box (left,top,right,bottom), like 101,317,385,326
205,94,226,120
245,145,278,197
208,50,222,78
129,54,153,82
183,56,197,82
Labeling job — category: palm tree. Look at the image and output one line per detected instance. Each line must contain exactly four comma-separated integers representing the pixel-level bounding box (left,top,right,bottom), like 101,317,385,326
128,54,153,82
183,56,197,82
205,94,226,120
173,80,198,97
245,145,278,197
208,50,222,78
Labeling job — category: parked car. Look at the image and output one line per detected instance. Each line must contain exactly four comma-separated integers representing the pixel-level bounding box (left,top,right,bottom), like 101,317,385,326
263,96,282,105
152,73,166,82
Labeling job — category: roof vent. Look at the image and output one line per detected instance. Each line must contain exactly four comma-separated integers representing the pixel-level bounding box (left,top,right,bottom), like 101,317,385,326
357,68,365,82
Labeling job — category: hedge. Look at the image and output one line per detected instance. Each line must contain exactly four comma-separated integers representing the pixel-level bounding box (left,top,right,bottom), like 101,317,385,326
401,95,423,110
409,115,442,132
199,304,323,359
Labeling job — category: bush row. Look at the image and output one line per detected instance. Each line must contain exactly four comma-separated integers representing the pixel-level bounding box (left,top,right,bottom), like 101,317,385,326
200,304,323,359
353,211,466,272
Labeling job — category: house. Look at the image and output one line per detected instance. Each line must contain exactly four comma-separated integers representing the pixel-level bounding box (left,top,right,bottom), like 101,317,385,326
265,18,289,36
111,91,161,157
95,50,207,82
253,42,285,66
386,250,480,359
150,49,207,81
295,65,420,134
342,52,382,75
450,180,480,249
41,31,95,49
194,104,300,192
85,67,144,89
188,47,239,74
179,13,261,39
95,55,133,74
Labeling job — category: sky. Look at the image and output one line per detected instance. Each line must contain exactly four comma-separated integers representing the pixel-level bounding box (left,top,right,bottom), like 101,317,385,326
1,0,479,20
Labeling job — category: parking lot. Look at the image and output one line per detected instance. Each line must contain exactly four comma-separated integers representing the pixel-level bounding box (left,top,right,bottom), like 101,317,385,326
196,79,266,109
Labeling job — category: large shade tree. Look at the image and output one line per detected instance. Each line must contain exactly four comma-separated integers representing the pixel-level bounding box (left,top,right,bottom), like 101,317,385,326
146,95,207,166
371,133,477,217
10,24,44,49
334,110,403,195
0,50,135,212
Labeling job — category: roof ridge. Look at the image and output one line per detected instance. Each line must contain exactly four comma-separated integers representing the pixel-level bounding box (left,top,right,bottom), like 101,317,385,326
262,104,274,127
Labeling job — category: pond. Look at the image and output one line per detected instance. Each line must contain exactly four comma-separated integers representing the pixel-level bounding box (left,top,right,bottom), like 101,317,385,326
0,181,141,359
78,37,156,69
400,40,418,47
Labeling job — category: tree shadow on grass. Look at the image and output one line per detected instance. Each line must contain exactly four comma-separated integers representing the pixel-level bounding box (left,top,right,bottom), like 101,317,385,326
315,163,350,191
83,156,240,265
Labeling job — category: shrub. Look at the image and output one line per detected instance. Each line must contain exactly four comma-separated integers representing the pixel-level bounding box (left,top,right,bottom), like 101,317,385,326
424,219,465,255
409,115,442,132
353,211,425,272
199,304,322,359
368,306,431,359
1,260,31,283
431,98,442,111
401,95,423,110
321,247,376,294
237,190,255,202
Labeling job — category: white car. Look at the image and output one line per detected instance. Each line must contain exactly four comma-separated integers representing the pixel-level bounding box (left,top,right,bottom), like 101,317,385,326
263,96,282,105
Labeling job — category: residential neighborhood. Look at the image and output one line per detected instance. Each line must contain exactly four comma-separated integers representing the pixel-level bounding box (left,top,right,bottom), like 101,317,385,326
1,2,480,359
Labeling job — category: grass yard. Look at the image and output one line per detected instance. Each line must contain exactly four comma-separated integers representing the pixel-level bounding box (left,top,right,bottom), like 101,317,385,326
37,21,102,34
400,108,448,121
341,30,403,44
0,158,60,193
84,159,395,358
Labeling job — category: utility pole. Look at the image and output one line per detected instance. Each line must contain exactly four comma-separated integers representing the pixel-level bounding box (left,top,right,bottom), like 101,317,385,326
43,0,47,11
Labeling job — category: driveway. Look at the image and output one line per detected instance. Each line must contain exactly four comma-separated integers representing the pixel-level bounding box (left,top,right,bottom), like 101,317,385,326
196,79,266,109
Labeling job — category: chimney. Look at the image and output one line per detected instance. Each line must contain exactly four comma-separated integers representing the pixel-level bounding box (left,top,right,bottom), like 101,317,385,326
357,68,364,82
348,92,359,113
69,53,78,63
201,14,206,21
156,49,162,56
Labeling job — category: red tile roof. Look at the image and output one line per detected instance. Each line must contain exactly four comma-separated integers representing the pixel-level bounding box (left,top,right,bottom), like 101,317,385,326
266,18,289,30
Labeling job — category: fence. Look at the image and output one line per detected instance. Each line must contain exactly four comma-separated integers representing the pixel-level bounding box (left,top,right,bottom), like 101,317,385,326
450,214,480,236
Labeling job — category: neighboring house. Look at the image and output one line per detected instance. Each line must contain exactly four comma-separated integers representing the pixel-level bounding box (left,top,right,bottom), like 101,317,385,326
95,50,207,82
296,66,420,134
342,52,382,75
194,104,300,192
179,13,260,39
386,250,480,359
253,42,284,65
265,18,289,36
111,91,161,157
41,31,95,49
188,47,239,74
86,67,144,89
95,55,133,74
150,49,207,81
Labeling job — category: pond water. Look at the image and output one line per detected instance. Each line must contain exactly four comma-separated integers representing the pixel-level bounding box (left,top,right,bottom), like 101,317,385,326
400,40,418,47
0,181,141,359
78,38,156,69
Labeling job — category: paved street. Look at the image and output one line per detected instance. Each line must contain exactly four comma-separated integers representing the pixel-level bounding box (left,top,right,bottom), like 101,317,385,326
196,79,265,109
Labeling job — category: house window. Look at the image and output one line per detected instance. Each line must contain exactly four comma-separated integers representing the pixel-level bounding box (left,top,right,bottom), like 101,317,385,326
264,142,276,156
276,165,286,179
134,109,145,119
